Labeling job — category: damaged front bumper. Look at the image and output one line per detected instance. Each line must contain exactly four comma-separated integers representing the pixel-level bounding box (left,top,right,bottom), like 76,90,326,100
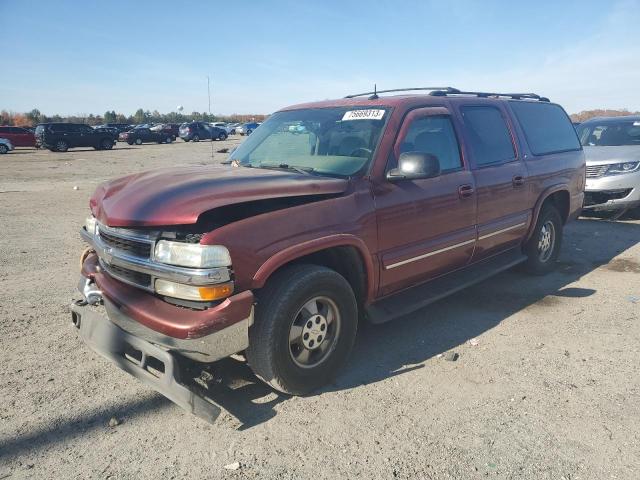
71,300,223,423
73,253,255,423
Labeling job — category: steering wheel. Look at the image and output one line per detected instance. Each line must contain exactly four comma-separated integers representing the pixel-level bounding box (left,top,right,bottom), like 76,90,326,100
350,147,372,158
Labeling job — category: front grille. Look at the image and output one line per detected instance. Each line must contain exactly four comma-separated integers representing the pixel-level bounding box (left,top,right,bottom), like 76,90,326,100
102,261,152,288
586,164,609,178
99,230,152,258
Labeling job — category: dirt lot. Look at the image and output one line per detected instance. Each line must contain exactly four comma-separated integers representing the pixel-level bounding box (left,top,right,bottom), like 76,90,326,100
1,140,639,479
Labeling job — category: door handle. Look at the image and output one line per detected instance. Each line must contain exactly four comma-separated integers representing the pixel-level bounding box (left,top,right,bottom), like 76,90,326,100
512,175,525,187
458,184,475,199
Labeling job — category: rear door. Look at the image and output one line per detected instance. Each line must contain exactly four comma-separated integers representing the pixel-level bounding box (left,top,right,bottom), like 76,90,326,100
454,103,531,260
374,107,477,295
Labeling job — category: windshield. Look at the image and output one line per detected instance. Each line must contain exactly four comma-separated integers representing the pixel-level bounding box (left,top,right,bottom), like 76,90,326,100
229,107,389,176
577,119,640,146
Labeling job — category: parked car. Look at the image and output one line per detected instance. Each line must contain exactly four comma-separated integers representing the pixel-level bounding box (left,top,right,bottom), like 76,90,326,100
577,115,640,213
179,122,228,142
73,88,584,422
119,127,173,145
236,122,260,135
0,138,14,154
35,123,117,152
0,126,36,147
150,123,179,141
98,123,133,134
94,126,119,138
210,122,234,134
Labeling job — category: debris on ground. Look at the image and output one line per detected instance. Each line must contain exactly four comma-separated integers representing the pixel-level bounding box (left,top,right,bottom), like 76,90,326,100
224,462,241,471
468,338,479,346
217,148,229,153
108,417,120,428
73,186,79,190
444,352,459,362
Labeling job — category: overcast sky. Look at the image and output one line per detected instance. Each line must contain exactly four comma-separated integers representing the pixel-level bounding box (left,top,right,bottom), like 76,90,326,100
1,0,638,116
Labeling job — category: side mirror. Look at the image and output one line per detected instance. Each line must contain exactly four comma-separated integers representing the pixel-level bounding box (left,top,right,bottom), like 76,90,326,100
387,152,441,181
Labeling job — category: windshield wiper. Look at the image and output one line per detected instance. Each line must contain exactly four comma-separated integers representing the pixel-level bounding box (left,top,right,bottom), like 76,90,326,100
258,162,315,175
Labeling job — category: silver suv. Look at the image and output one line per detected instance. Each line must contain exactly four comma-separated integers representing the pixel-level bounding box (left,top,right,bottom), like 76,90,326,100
577,116,640,213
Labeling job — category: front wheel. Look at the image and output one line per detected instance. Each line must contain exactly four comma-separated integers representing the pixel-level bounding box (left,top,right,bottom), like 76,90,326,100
523,205,563,275
246,264,358,395
192,135,200,142
0,144,8,154
55,140,69,152
135,138,143,145
218,132,227,141
101,139,113,150
246,129,253,135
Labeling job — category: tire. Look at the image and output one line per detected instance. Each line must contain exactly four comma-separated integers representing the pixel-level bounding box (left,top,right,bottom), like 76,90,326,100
100,139,113,150
218,132,227,141
246,264,358,395
183,138,190,142
171,135,177,142
192,135,200,142
0,144,8,154
54,140,69,152
127,141,134,145
523,204,563,275
165,136,173,144
135,138,143,145
246,129,253,135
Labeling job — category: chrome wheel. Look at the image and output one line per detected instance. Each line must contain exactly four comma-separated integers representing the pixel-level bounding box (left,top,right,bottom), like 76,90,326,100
537,220,555,262
289,296,340,369
55,141,68,152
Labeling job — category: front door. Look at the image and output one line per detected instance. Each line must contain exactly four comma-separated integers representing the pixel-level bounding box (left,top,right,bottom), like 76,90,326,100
454,104,531,260
374,107,477,296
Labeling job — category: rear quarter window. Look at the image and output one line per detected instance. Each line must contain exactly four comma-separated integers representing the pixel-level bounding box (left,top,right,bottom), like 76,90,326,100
510,102,581,155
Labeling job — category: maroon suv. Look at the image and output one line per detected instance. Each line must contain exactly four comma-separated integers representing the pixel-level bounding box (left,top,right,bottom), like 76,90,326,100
72,88,585,422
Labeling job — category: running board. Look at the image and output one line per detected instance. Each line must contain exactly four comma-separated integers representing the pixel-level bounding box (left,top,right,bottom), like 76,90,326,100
366,248,527,324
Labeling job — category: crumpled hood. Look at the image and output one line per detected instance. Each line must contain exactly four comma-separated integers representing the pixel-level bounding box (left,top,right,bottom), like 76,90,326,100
90,165,349,227
584,145,640,165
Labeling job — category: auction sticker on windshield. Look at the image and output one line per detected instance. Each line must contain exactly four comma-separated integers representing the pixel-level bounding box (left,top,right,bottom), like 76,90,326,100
342,109,385,121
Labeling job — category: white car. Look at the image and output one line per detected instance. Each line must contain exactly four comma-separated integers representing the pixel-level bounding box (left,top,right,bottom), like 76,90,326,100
210,122,233,134
0,138,14,154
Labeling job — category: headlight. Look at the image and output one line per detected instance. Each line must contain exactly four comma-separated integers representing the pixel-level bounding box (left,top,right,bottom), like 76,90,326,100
154,240,231,268
606,161,640,175
155,279,233,301
85,215,97,235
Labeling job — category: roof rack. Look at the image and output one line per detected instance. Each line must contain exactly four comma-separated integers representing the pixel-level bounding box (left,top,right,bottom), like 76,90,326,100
344,86,549,102
344,86,456,99
429,89,550,102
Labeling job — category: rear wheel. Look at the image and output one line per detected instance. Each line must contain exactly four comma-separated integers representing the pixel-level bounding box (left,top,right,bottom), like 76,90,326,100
101,139,113,150
218,132,227,141
246,264,358,395
523,205,563,275
164,136,173,143
0,144,8,154
135,138,143,145
192,135,200,142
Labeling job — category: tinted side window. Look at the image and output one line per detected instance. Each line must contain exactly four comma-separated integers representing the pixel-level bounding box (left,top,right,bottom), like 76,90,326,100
0,127,10,133
461,106,515,166
510,102,580,155
399,116,462,172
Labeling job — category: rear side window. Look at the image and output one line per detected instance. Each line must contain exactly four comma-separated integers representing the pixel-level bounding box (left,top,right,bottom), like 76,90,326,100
510,102,580,155
461,106,516,166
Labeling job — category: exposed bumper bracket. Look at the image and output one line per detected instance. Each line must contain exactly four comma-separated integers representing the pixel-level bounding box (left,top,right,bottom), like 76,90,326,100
70,301,221,424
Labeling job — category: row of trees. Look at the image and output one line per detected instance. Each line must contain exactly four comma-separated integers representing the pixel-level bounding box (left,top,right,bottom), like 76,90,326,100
570,109,640,123
0,108,268,127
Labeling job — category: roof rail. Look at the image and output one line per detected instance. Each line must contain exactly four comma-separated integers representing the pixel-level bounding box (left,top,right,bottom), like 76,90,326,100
344,86,458,99
429,89,550,102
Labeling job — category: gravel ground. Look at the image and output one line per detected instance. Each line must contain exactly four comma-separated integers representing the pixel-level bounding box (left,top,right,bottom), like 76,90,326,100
0,140,639,479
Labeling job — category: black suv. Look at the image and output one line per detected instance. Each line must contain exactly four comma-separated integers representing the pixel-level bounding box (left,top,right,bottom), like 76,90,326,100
35,123,117,152
119,127,173,145
179,122,228,142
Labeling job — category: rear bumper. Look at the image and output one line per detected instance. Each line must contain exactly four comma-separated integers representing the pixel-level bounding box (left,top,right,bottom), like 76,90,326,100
70,301,222,423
